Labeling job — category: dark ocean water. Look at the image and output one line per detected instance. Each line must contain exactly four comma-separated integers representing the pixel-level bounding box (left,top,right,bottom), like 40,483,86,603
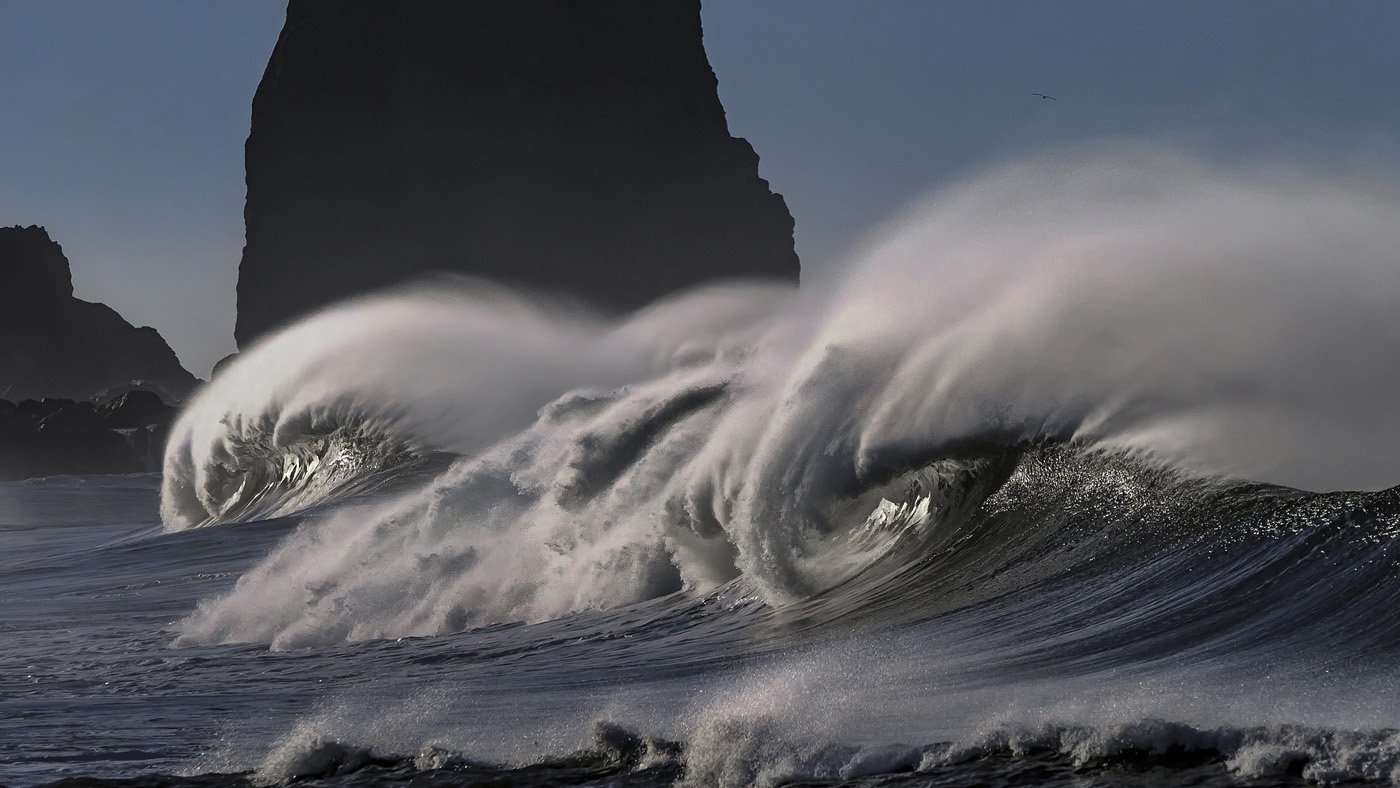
5,443,1400,787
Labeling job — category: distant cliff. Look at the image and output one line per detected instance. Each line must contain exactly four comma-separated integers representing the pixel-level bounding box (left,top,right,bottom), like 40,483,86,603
235,0,799,347
0,226,197,402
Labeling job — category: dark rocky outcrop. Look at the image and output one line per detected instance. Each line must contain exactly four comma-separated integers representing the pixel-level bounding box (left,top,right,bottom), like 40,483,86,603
0,226,198,402
235,0,799,347
0,391,176,479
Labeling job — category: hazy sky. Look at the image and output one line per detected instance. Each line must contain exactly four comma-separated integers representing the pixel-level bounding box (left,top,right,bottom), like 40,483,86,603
3,1,1399,376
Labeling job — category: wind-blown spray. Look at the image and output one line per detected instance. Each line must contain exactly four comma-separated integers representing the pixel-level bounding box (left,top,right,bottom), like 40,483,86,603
162,147,1400,649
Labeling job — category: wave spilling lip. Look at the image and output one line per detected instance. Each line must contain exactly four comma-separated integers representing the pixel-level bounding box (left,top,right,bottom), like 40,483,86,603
159,278,790,532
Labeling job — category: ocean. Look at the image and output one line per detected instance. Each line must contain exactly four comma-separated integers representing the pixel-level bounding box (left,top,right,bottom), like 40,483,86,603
5,150,1400,786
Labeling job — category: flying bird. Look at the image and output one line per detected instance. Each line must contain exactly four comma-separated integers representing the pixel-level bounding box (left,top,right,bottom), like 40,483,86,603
1032,93,1057,101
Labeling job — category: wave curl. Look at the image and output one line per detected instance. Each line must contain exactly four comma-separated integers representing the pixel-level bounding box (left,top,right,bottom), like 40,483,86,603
163,146,1400,648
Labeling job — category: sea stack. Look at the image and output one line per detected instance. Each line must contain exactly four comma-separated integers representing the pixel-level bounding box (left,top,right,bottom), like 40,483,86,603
0,226,196,402
234,0,799,347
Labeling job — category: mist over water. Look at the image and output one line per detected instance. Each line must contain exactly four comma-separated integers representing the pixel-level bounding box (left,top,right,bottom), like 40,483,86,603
160,147,1400,647
841,145,1400,492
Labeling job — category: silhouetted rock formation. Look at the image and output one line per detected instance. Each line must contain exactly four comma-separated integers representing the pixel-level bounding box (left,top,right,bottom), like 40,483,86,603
0,226,198,402
235,0,799,347
0,392,176,479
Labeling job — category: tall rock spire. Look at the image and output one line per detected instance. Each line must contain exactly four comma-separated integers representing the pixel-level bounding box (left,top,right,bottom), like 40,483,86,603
235,0,799,347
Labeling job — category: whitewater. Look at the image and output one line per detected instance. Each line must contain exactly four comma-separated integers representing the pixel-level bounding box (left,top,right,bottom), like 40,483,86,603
6,147,1400,786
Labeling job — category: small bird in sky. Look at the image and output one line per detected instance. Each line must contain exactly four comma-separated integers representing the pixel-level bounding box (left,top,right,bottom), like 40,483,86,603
1032,93,1057,101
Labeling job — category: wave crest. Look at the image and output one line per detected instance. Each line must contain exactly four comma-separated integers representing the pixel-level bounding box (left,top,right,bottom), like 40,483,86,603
164,147,1400,647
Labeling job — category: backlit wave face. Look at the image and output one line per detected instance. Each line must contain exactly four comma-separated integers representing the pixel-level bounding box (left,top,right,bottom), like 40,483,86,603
162,145,1400,649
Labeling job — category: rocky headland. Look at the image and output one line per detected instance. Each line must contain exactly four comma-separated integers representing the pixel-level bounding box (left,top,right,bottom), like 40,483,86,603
234,0,799,346
0,226,196,402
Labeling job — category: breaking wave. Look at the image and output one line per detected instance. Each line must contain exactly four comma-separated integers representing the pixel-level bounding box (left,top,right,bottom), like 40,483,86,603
161,146,1400,652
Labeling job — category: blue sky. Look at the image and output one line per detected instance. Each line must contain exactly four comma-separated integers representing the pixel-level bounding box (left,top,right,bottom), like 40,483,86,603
3,1,1399,375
